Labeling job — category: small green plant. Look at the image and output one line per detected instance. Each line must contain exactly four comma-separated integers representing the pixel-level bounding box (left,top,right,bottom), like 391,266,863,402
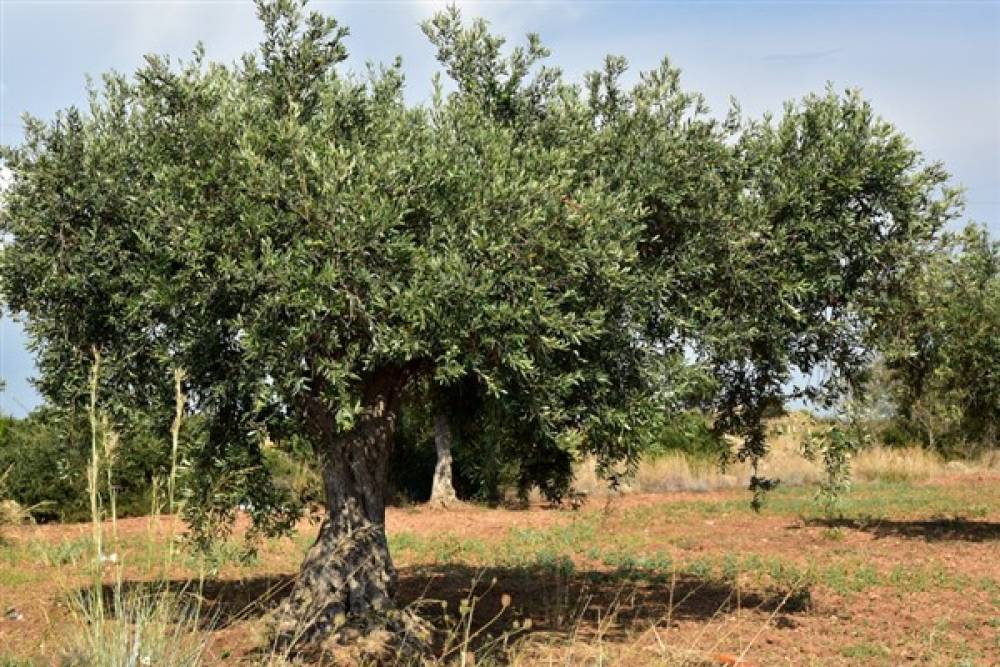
821,526,846,541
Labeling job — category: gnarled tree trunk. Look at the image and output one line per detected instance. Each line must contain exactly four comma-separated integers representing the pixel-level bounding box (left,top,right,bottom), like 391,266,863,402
273,370,424,655
428,411,459,507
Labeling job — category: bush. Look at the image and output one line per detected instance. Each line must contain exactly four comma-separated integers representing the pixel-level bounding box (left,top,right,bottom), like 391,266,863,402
875,421,915,449
0,410,170,522
640,411,726,462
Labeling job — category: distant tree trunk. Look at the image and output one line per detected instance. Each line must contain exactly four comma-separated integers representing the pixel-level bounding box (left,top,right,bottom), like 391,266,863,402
429,411,458,507
273,369,424,655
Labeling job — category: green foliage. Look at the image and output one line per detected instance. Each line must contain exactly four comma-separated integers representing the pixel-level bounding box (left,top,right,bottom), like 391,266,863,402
690,88,961,502
391,376,574,505
0,0,961,535
639,410,725,461
803,421,866,515
0,410,169,522
876,224,999,456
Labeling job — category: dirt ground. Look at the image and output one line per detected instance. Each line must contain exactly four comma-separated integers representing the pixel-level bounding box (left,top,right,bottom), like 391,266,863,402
1,475,999,665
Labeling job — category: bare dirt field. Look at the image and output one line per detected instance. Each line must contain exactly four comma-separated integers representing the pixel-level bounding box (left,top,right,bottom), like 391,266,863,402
2,475,999,665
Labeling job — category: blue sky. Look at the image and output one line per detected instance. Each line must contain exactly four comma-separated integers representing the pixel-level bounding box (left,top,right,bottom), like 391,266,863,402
2,0,999,416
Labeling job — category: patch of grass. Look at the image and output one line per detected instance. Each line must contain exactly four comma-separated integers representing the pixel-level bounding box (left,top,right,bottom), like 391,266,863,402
0,536,90,568
820,526,846,541
63,587,214,667
390,531,493,565
0,565,50,587
853,447,941,483
610,478,999,525
840,641,890,659
30,536,93,567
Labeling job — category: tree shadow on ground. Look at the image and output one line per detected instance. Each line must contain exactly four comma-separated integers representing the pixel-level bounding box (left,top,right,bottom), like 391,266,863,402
395,563,810,648
87,562,810,656
803,516,1000,542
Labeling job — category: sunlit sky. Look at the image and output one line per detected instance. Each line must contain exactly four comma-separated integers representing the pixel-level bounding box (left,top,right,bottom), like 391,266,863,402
2,0,999,416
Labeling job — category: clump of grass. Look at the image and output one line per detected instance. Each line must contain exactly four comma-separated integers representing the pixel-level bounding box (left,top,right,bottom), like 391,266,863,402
0,499,30,530
60,352,215,666
0,466,36,538
30,536,93,567
0,654,36,667
840,641,890,660
62,587,213,667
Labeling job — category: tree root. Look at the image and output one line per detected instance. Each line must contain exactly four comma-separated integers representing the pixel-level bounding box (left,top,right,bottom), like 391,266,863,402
270,607,432,666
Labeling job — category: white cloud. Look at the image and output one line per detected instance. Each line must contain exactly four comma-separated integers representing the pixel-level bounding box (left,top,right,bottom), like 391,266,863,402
403,0,586,42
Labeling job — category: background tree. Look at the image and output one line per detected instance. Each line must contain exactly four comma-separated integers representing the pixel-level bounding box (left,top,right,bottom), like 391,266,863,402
876,224,998,456
683,91,961,502
428,389,460,507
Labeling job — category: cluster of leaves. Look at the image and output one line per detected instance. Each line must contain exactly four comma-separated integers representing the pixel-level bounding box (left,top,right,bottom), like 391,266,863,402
0,0,964,538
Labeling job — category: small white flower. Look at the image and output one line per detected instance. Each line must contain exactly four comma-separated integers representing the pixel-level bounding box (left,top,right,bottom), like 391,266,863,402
140,656,151,666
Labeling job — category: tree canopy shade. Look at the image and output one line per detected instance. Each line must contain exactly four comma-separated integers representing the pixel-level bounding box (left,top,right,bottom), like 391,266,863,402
0,0,961,652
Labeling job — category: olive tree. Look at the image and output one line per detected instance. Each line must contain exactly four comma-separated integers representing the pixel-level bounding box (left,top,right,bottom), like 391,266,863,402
1,0,654,648
877,225,998,454
0,0,960,651
688,90,962,501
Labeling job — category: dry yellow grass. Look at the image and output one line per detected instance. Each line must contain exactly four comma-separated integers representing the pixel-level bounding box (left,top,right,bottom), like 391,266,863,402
574,413,997,496
0,499,31,527
852,447,942,483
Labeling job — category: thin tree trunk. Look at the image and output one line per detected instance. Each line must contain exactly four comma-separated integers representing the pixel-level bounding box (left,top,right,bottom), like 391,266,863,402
429,411,458,507
273,370,425,655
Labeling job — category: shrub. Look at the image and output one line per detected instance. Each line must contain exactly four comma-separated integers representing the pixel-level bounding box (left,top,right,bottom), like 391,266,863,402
0,410,169,522
641,411,726,462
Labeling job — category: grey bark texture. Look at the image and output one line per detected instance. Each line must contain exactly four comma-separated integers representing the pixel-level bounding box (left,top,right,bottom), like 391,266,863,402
429,411,458,507
273,368,426,655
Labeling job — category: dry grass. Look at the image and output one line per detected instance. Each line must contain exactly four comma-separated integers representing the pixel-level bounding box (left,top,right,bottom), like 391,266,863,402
852,447,943,483
0,467,35,540
61,587,214,667
0,499,32,527
574,413,997,496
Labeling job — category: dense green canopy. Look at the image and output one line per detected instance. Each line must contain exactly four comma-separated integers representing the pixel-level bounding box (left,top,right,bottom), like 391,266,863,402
0,0,961,645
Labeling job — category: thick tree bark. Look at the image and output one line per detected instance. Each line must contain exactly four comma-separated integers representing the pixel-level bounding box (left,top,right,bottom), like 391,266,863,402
273,369,424,655
428,411,459,508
